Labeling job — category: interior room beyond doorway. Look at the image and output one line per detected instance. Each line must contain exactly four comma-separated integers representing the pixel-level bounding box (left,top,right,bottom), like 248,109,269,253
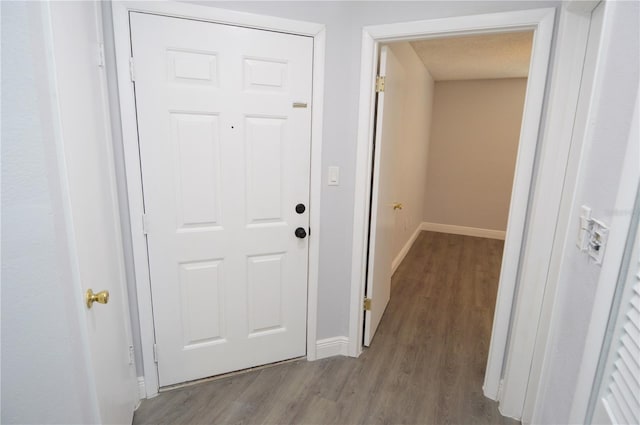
364,30,534,347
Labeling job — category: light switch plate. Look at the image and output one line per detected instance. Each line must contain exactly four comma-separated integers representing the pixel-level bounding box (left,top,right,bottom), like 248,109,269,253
328,166,339,186
587,218,608,265
577,205,608,265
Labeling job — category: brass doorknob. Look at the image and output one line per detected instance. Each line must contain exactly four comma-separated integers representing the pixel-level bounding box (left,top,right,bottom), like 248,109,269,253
393,203,403,210
86,289,109,308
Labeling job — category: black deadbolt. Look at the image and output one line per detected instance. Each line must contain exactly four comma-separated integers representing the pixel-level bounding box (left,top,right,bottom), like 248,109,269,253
295,203,306,214
295,227,307,239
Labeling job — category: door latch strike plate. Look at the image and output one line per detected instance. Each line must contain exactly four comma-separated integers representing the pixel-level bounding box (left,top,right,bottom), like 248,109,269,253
364,297,372,311
375,76,385,93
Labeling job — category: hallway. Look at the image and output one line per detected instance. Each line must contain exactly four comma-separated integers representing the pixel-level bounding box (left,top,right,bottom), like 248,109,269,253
133,231,517,424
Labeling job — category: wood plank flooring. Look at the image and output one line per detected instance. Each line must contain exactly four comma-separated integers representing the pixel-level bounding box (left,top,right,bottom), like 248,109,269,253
134,231,518,424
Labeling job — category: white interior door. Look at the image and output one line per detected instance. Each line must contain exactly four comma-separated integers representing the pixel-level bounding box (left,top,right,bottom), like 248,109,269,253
130,12,313,386
364,46,405,346
49,2,139,423
591,219,640,425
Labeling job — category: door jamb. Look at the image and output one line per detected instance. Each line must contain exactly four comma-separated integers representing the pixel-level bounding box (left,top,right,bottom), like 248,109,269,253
349,7,555,417
517,2,602,422
111,1,325,398
539,1,638,422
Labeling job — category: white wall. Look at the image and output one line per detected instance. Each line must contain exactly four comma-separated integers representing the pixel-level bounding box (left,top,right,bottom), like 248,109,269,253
386,42,434,263
533,1,639,422
1,2,98,423
423,78,527,232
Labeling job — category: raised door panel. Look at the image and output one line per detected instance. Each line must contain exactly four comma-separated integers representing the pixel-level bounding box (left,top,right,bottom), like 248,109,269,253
247,254,285,336
245,117,286,224
179,260,226,348
171,113,222,229
168,49,219,85
244,58,288,92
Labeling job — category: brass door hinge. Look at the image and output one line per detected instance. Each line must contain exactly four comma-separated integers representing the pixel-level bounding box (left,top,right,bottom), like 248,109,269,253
375,75,385,93
364,297,372,311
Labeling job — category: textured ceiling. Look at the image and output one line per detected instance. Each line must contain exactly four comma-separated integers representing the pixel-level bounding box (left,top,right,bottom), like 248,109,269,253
407,31,534,81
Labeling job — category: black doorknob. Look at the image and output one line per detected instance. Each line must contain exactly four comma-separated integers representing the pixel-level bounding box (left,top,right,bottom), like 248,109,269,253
295,203,306,214
295,227,307,239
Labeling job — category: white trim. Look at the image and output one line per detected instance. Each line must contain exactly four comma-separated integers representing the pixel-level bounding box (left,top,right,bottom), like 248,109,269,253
420,222,506,241
569,47,640,425
391,225,423,274
349,8,556,417
306,27,326,362
517,3,602,422
137,377,146,400
111,1,325,397
483,10,555,409
315,337,350,359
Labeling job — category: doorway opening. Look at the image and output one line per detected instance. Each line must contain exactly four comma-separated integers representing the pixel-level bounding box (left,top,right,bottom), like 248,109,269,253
363,32,534,349
349,8,555,415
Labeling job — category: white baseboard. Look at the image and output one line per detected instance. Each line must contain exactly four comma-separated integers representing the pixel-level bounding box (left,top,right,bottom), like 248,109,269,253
315,336,349,359
391,224,423,274
420,222,506,240
137,376,146,400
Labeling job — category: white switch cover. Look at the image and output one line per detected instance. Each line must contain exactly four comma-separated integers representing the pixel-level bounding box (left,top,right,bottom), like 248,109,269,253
328,166,340,186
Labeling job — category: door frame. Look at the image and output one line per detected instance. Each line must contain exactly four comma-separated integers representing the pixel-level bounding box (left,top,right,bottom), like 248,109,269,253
520,1,603,422
349,7,556,417
566,12,639,421
111,1,326,398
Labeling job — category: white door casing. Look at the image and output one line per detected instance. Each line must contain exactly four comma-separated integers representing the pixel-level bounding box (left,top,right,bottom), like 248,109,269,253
48,1,139,422
350,10,555,417
130,12,313,386
521,2,603,422
364,46,405,346
569,58,640,423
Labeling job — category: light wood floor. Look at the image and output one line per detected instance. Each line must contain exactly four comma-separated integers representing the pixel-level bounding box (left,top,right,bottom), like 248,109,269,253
134,231,518,424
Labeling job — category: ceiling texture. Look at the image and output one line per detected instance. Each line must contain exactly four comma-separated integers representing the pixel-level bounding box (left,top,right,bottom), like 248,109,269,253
407,31,534,81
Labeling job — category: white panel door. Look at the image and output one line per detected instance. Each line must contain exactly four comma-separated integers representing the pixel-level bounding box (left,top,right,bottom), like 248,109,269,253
49,2,139,423
130,12,313,386
364,46,405,346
